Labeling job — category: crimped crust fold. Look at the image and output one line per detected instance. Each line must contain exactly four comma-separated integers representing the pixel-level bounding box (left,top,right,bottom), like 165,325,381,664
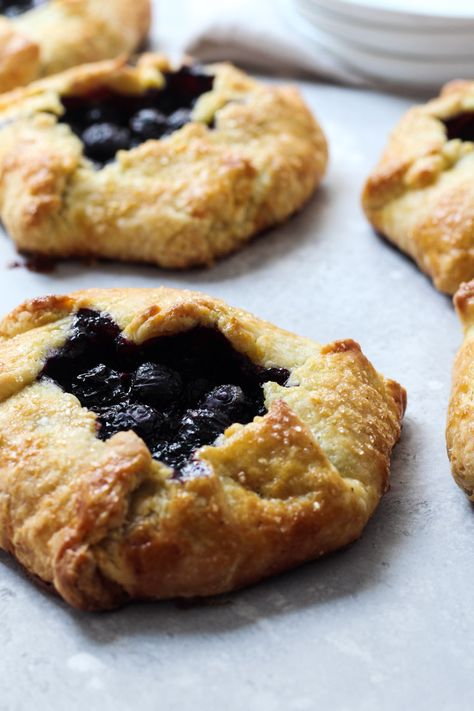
447,280,474,497
363,81,474,294
0,0,150,93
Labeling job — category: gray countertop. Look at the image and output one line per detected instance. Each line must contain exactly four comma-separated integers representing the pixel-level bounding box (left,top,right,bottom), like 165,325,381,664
1,6,472,710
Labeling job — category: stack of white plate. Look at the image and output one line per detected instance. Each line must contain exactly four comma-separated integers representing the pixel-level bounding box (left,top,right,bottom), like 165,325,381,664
291,0,474,90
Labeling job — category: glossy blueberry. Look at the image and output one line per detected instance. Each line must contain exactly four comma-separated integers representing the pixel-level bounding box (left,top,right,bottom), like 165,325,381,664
98,402,163,441
70,310,118,347
130,108,167,140
152,440,187,470
178,407,231,447
59,66,214,165
49,310,119,363
76,310,120,339
165,108,192,134
131,362,182,406
202,384,251,421
40,318,291,476
71,364,124,407
81,123,131,163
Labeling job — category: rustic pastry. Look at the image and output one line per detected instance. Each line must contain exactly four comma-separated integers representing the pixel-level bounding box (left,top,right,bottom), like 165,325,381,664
363,80,474,294
0,54,327,269
447,280,474,497
0,0,151,93
0,288,405,611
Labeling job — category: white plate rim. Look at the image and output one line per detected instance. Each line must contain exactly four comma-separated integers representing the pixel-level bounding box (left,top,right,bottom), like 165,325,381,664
295,0,474,57
307,0,474,25
286,5,474,88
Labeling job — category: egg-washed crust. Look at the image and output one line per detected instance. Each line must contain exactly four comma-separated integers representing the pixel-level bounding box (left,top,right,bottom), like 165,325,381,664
0,0,151,93
0,288,405,611
0,54,327,269
447,280,474,497
362,81,474,295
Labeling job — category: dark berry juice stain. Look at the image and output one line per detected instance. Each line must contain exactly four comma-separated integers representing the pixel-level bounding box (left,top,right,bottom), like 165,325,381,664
0,0,45,16
443,112,474,142
40,310,290,476
59,66,214,166
8,253,58,273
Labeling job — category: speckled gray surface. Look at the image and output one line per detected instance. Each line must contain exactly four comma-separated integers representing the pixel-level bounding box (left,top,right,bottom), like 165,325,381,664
1,6,472,711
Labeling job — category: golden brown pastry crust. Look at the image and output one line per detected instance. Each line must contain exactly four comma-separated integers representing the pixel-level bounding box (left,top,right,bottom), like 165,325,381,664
447,280,474,497
0,54,327,269
0,288,405,610
362,81,474,295
0,0,151,93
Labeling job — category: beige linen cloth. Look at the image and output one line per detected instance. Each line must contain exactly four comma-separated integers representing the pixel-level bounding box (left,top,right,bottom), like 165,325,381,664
156,0,366,84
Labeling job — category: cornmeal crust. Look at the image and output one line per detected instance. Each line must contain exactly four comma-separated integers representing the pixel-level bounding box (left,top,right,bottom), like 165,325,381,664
447,280,474,497
362,81,474,295
0,0,151,93
0,288,405,610
0,54,328,269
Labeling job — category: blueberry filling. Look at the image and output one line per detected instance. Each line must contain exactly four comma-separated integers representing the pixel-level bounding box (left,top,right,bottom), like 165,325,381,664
59,66,214,165
40,310,290,475
0,0,44,16
443,112,474,142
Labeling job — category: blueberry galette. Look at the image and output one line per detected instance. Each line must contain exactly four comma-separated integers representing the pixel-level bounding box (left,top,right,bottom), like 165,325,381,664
0,54,327,269
0,288,405,610
0,0,150,94
447,280,474,497
363,81,474,294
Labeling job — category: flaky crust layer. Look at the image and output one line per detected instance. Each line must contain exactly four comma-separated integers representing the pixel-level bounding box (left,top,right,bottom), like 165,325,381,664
447,280,474,497
0,54,327,269
0,0,151,93
0,288,405,610
363,81,474,295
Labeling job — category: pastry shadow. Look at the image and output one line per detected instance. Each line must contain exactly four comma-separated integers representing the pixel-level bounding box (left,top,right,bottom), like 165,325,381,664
372,229,453,307
4,185,330,285
177,185,331,284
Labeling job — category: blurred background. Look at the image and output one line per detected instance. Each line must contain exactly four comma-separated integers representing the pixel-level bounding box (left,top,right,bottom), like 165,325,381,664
155,0,474,92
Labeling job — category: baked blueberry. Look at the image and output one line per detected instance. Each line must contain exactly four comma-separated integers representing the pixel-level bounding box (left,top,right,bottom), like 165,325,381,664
165,109,192,134
81,123,131,163
0,0,44,17
157,407,233,471
97,402,163,442
443,112,474,142
202,384,252,422
131,362,182,407
178,407,231,446
58,66,215,165
40,313,290,476
71,364,124,407
130,108,167,140
44,310,120,376
152,440,188,471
